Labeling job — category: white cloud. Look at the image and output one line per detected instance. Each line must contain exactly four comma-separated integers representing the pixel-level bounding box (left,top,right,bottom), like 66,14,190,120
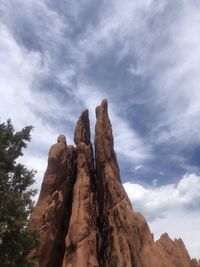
0,0,68,48
124,173,200,220
124,173,200,258
128,1,200,146
0,6,151,198
0,24,75,188
60,0,200,153
135,165,144,171
18,154,47,192
2,0,200,152
73,0,200,148
111,110,151,163
151,178,158,186
128,64,143,76
1,0,154,167
76,0,153,59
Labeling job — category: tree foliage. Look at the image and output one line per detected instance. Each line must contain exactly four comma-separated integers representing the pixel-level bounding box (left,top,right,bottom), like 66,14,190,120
0,120,38,266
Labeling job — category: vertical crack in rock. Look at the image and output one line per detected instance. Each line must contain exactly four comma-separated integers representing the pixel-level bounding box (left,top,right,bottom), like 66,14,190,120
29,135,76,267
62,110,99,267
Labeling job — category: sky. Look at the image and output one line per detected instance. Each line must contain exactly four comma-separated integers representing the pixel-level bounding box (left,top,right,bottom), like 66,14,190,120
0,0,200,259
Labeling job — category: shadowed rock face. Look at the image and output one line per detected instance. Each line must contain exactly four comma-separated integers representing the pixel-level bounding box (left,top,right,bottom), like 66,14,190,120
95,100,163,267
29,101,199,267
95,100,135,266
29,135,76,267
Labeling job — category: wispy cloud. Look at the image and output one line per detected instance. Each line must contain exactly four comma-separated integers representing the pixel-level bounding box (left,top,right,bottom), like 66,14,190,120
0,23,74,186
126,1,200,147
74,0,200,149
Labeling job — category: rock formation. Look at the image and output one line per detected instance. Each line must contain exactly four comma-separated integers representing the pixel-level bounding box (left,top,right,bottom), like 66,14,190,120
29,100,199,267
156,233,196,267
29,135,76,267
62,110,99,267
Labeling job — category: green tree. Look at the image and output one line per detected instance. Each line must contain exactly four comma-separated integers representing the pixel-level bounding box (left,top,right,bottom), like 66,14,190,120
0,119,38,267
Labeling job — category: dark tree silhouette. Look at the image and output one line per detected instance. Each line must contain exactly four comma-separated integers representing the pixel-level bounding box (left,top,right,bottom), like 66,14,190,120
0,120,38,267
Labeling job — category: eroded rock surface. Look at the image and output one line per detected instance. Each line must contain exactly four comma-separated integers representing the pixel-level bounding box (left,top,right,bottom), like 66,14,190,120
29,101,199,267
156,233,199,267
95,100,163,267
29,135,76,267
62,110,99,267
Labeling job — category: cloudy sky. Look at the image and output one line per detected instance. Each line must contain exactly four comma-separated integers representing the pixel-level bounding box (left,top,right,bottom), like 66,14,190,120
0,0,200,259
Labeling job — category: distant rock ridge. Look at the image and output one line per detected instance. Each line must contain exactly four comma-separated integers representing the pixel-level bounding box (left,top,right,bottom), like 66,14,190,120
29,100,199,267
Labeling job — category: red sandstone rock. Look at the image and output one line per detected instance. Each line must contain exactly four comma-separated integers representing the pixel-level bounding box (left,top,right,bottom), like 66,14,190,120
191,258,200,267
29,135,76,267
156,233,190,267
156,233,200,267
29,101,199,267
62,110,99,267
94,100,165,267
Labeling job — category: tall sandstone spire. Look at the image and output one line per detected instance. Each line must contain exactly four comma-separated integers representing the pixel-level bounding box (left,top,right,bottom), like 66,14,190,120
29,100,199,267
62,110,99,267
95,100,158,267
29,135,76,267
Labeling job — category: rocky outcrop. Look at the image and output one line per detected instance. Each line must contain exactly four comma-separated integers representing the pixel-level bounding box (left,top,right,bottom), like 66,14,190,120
29,100,199,267
191,259,200,267
95,100,164,267
95,99,145,266
156,233,199,267
29,135,76,267
62,110,99,267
